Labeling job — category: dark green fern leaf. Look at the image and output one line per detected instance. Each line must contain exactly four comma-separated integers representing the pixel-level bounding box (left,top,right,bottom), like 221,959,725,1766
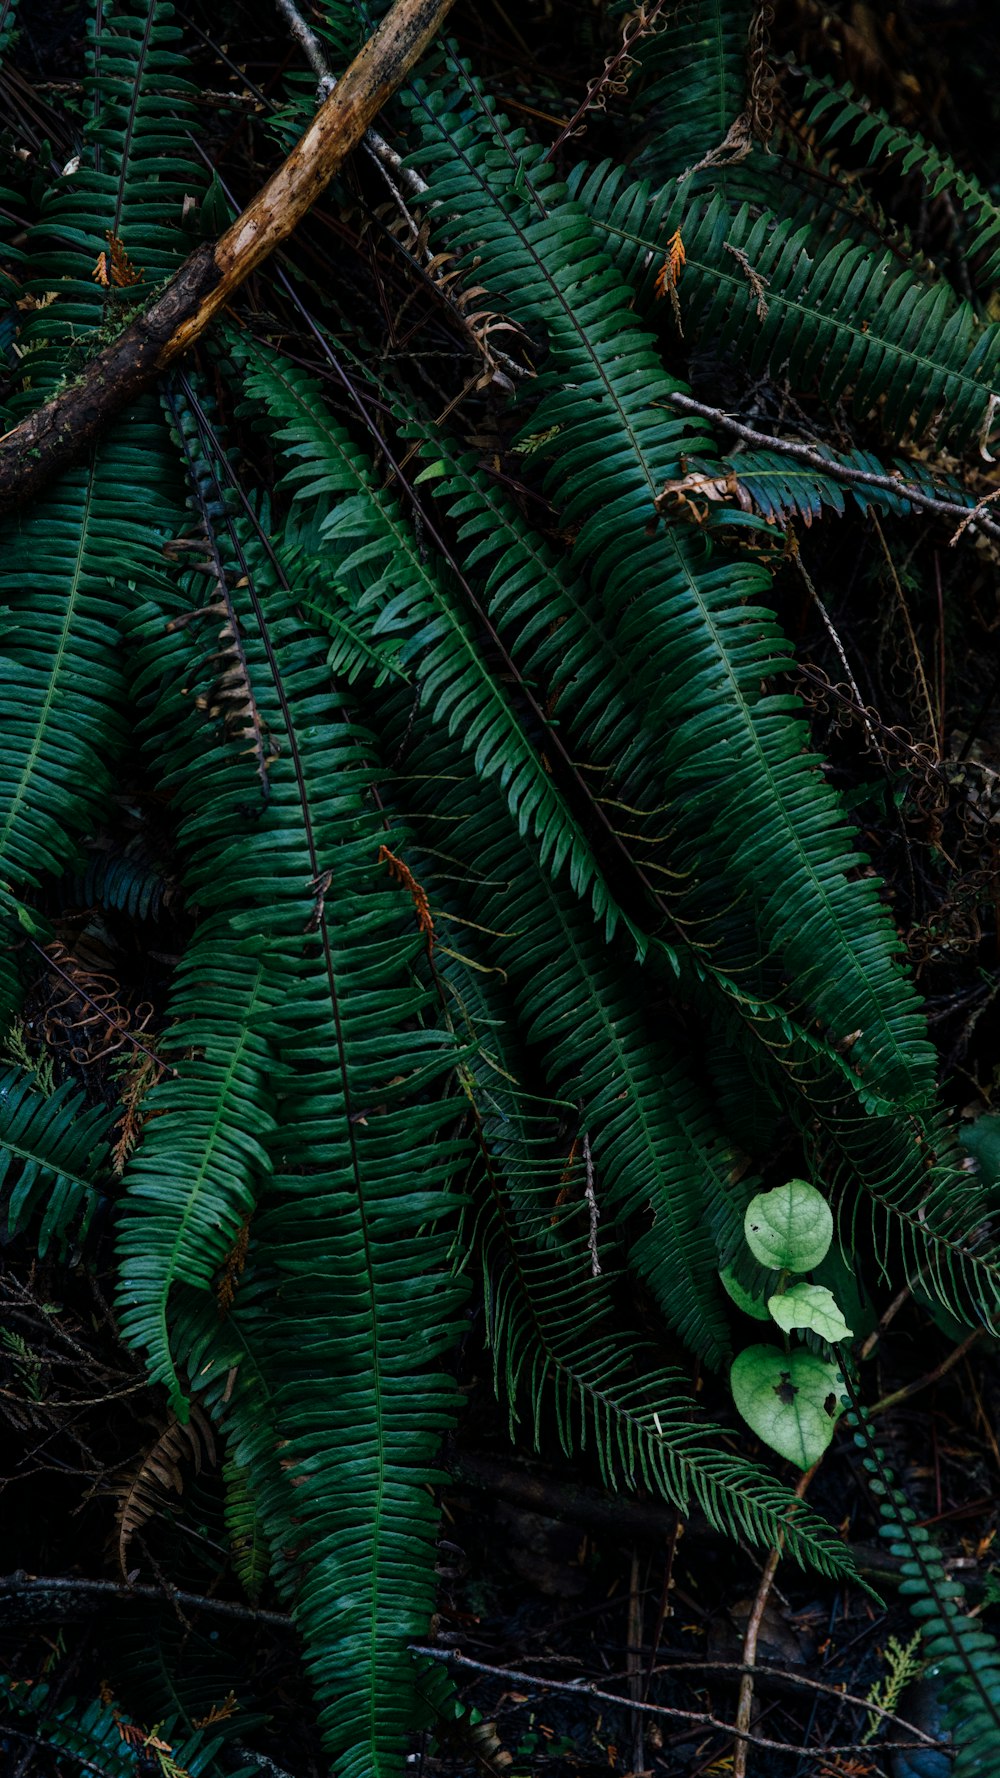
404,72,937,1110
568,160,1000,453
0,1064,112,1257
848,1383,1000,1775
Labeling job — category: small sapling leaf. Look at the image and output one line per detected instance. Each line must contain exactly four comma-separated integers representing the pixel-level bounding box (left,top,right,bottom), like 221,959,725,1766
720,1266,772,1320
730,1344,843,1468
744,1179,833,1273
767,1282,852,1342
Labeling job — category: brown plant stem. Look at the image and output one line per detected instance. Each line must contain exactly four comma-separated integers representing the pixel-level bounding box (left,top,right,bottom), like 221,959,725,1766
731,1463,815,1778
0,0,455,516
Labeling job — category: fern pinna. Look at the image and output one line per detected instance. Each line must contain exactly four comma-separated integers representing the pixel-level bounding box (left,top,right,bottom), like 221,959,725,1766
2,0,1000,1774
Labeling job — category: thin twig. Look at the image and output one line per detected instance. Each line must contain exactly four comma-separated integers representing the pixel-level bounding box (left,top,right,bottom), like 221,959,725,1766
273,0,427,197
868,1328,983,1419
732,1465,815,1778
581,1130,601,1276
658,390,1000,544
408,1645,944,1756
545,0,675,161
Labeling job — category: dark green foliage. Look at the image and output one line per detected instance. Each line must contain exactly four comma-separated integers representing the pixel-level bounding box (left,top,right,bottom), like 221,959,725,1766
2,2,1000,1774
0,1672,232,1777
0,1065,112,1255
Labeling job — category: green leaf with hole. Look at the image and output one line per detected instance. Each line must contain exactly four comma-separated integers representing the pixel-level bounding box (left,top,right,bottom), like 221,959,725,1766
720,1266,772,1320
744,1180,833,1273
767,1283,852,1342
731,1344,843,1469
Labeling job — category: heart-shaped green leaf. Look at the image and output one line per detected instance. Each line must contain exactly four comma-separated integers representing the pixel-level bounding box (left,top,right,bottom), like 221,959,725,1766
744,1180,833,1273
730,1344,843,1469
720,1266,772,1320
768,1283,852,1342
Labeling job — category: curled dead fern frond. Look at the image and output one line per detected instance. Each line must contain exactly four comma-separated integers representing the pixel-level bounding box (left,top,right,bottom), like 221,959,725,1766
115,1405,216,1577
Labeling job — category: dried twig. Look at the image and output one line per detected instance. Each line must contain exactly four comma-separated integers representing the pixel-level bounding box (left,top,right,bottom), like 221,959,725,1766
731,1466,815,1777
408,1645,943,1756
659,390,1000,544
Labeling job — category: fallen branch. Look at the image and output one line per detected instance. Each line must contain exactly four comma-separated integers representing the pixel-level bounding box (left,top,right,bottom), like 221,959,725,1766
0,0,455,515
0,1571,291,1630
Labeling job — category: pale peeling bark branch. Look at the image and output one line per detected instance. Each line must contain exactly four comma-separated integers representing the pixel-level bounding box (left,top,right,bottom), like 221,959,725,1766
0,0,455,515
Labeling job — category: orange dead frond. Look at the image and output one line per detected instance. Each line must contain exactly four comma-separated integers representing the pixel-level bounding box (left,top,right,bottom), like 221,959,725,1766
94,232,144,289
378,845,435,951
654,228,686,298
217,1213,252,1313
193,1692,239,1729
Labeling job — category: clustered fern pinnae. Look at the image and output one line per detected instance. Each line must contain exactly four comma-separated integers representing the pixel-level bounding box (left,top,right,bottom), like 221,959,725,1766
3,0,1000,1773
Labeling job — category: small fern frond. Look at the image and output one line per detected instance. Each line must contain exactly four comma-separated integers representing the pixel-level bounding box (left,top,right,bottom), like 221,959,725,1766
223,1455,270,1604
0,1674,228,1778
0,1064,112,1257
115,919,277,1419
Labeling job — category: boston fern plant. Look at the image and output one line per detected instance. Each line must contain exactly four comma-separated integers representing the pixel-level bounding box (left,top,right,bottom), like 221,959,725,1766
3,0,1000,1772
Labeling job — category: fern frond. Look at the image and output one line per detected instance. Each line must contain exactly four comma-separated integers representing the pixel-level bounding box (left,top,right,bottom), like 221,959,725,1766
849,1386,1000,1774
223,1456,271,1604
0,1674,229,1778
628,0,750,186
231,334,637,947
404,72,937,1110
0,1064,112,1257
569,160,1000,452
0,0,201,903
801,72,1000,302
115,918,277,1418
121,388,472,1778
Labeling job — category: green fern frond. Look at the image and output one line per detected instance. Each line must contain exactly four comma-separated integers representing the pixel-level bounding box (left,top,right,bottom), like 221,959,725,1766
0,1064,112,1256
231,334,638,947
0,1673,229,1778
627,0,750,186
660,442,981,530
848,1386,1000,1774
801,71,1000,302
223,1455,271,1604
121,386,472,1778
115,919,277,1419
404,71,937,1110
0,0,200,905
568,160,1000,452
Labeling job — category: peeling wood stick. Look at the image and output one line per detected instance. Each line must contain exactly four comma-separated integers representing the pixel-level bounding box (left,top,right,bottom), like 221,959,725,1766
0,0,455,516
